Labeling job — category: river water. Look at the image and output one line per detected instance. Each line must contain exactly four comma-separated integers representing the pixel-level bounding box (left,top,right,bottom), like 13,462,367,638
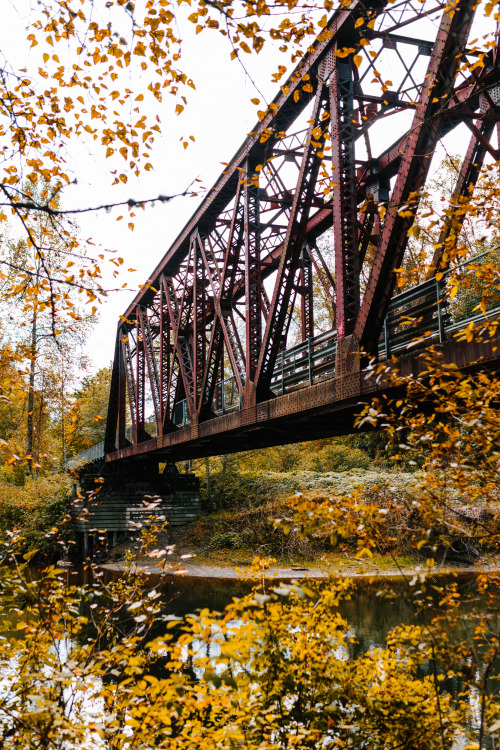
3,565,499,747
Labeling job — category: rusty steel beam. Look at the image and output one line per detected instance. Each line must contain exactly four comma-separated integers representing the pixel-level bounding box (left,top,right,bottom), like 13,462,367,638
254,81,328,400
244,162,262,390
331,51,360,339
300,245,314,341
429,116,496,277
354,0,477,354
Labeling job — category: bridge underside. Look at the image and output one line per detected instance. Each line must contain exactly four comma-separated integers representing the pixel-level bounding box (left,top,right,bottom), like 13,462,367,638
106,333,500,463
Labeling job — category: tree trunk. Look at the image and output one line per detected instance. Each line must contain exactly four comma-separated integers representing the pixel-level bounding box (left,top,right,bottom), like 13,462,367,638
61,366,66,470
26,309,37,475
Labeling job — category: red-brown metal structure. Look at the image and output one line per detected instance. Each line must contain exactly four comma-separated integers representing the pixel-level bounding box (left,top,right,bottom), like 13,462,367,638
104,0,500,464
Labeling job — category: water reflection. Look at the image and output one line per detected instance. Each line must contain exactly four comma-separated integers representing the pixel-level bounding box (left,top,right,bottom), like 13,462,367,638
6,566,497,748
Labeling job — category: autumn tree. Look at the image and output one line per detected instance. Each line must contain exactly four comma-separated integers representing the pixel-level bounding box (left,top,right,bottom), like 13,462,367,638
66,366,111,457
0,178,96,470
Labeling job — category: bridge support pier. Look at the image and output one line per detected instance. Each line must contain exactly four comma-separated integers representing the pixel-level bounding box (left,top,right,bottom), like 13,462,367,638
70,461,201,560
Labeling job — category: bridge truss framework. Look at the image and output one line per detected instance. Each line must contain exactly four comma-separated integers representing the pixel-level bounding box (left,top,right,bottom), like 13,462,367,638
104,0,500,464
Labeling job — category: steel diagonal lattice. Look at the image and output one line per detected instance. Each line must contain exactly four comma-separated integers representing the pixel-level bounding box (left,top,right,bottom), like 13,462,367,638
104,0,500,464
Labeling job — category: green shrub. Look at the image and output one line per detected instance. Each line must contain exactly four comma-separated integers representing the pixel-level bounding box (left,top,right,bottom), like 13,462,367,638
201,470,300,510
301,444,371,472
0,473,73,557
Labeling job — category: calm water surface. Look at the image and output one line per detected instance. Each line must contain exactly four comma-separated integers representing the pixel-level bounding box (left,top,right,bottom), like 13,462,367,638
4,566,498,748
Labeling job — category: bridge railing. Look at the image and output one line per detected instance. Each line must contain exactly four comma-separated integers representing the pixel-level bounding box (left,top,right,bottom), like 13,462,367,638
171,376,242,429
66,440,105,469
67,248,499,466
271,329,337,396
379,246,500,359
213,375,241,416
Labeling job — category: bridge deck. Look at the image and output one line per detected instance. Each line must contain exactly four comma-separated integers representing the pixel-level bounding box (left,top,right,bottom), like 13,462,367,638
105,328,500,462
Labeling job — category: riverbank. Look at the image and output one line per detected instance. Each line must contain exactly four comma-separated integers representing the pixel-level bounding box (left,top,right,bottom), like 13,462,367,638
98,556,500,582
96,466,499,580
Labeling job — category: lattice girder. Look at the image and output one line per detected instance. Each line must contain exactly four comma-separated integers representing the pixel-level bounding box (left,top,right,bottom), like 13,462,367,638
104,0,500,454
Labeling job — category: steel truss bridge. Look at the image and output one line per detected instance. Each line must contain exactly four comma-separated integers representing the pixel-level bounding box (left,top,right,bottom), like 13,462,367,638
95,0,500,467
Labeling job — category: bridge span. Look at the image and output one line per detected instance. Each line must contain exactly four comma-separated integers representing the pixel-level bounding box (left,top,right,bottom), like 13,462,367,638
93,0,500,468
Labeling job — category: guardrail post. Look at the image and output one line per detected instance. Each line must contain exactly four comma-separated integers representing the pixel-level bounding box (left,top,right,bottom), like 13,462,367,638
384,314,390,359
436,278,445,343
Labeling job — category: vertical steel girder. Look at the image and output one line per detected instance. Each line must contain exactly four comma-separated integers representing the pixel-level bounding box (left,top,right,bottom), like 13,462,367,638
300,245,314,341
192,231,207,418
244,163,262,384
135,312,146,442
103,0,500,455
159,282,171,432
123,335,138,443
138,308,161,427
331,52,360,339
163,275,195,418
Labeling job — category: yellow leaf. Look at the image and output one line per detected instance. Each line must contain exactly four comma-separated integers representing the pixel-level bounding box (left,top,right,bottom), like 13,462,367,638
335,47,356,58
449,285,458,299
253,36,264,53
128,223,134,230
353,54,362,68
251,98,260,105
43,53,49,63
354,17,364,28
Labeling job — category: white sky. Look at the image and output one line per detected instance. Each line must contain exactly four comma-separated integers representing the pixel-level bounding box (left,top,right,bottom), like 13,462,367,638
1,0,289,384
1,1,498,387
